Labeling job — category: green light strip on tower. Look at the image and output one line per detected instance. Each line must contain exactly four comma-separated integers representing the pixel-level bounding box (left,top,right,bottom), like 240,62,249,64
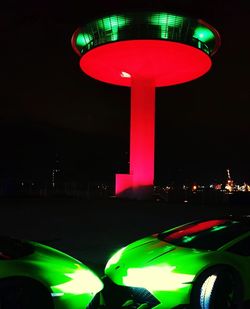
150,13,184,39
76,33,93,47
97,15,127,41
193,26,215,43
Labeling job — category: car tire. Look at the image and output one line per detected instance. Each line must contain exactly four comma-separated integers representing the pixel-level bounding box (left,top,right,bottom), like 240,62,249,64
191,266,243,309
0,277,54,309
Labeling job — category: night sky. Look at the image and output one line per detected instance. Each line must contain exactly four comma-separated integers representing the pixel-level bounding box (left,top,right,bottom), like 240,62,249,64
0,0,249,185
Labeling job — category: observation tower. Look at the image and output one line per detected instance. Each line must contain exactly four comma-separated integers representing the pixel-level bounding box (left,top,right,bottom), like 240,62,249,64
71,11,220,199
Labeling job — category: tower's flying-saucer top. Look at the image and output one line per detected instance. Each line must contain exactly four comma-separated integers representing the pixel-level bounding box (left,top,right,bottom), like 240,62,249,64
71,11,221,87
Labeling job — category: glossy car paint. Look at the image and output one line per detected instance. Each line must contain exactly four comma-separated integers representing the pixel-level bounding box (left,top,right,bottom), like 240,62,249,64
104,218,250,308
0,239,103,309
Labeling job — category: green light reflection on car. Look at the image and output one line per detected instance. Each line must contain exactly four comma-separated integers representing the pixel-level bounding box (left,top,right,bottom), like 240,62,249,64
183,235,197,243
105,247,126,270
51,266,103,295
211,225,227,232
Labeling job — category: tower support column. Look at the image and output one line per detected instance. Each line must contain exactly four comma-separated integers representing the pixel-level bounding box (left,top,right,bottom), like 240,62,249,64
116,76,155,199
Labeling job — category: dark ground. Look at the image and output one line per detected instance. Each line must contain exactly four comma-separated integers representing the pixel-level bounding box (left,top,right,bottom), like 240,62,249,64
0,197,249,276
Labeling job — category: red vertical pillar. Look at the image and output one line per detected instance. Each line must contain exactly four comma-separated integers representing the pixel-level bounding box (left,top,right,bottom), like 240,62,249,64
116,76,155,199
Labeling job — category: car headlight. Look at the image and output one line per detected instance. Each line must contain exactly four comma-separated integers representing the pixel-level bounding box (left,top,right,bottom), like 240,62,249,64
122,265,195,291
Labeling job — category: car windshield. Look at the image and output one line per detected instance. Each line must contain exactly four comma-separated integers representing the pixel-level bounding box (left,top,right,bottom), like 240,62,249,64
0,236,34,259
158,219,250,250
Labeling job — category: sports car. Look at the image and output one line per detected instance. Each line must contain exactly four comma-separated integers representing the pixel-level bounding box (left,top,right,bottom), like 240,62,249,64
0,236,103,309
102,215,250,308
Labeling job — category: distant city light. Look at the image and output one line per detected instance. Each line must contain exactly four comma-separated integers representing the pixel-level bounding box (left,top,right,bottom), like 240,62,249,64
52,168,60,188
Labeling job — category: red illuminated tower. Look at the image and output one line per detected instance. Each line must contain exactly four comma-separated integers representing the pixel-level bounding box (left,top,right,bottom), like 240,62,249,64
71,12,220,199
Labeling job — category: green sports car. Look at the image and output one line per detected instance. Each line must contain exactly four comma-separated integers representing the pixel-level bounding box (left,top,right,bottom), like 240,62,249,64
103,215,250,308
0,236,103,309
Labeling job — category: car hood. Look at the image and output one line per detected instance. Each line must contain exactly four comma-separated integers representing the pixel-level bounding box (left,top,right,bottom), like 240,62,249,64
105,235,213,287
1,240,100,287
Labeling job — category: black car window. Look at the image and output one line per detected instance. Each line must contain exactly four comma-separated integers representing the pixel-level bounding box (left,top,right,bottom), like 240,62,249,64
0,236,34,260
227,236,250,256
158,219,250,251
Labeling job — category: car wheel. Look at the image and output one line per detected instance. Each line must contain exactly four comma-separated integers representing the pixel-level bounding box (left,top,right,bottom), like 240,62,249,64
191,266,243,309
0,277,54,309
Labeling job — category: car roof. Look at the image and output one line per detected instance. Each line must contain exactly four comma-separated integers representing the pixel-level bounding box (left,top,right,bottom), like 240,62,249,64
194,214,250,225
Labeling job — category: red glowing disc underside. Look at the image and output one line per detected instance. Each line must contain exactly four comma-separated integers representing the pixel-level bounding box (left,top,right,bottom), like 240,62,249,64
79,40,212,87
